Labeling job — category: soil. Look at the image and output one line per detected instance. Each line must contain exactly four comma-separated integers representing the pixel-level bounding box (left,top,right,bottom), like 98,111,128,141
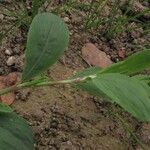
0,0,150,150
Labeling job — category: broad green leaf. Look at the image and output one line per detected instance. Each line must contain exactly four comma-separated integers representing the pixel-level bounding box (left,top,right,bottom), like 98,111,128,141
22,13,69,81
0,103,13,113
131,75,150,97
0,113,34,150
72,67,102,78
75,73,150,121
131,75,150,85
71,67,105,97
101,49,150,75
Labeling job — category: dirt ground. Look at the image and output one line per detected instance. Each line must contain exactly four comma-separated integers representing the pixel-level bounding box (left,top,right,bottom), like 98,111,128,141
0,0,150,150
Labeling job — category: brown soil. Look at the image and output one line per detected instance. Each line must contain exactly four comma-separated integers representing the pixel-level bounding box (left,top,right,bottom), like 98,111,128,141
0,0,150,150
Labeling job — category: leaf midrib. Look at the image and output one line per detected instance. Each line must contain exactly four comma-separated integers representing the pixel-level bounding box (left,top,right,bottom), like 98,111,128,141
23,18,54,81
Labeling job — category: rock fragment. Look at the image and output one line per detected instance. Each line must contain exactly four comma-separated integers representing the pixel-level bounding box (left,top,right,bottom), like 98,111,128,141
81,43,113,68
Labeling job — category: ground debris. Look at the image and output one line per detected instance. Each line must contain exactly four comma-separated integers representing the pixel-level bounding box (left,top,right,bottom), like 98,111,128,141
81,43,113,68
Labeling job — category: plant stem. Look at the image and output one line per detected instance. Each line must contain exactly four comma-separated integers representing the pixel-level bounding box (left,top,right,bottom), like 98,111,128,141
0,75,96,96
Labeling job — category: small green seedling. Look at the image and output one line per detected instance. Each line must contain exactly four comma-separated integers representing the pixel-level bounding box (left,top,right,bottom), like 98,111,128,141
0,13,150,149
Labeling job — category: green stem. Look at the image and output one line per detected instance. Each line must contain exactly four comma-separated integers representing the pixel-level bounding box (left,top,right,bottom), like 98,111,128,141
0,75,96,96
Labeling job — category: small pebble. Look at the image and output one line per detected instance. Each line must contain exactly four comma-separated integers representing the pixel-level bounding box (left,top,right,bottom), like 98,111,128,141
63,17,70,23
5,49,12,55
6,56,16,66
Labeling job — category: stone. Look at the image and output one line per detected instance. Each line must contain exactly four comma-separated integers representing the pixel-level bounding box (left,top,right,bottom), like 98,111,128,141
6,56,16,66
81,43,113,68
5,49,12,55
63,17,70,23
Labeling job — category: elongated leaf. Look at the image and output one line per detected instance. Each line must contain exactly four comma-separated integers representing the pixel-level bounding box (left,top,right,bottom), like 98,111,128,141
131,75,150,85
0,113,34,150
101,49,150,75
71,67,106,97
22,13,69,81
0,103,13,113
75,73,150,121
72,67,102,78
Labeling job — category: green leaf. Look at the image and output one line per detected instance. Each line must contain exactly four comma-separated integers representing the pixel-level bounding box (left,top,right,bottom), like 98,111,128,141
131,75,150,85
0,103,13,113
71,67,105,97
101,49,150,75
22,13,69,81
72,67,102,78
75,73,150,121
0,113,34,150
